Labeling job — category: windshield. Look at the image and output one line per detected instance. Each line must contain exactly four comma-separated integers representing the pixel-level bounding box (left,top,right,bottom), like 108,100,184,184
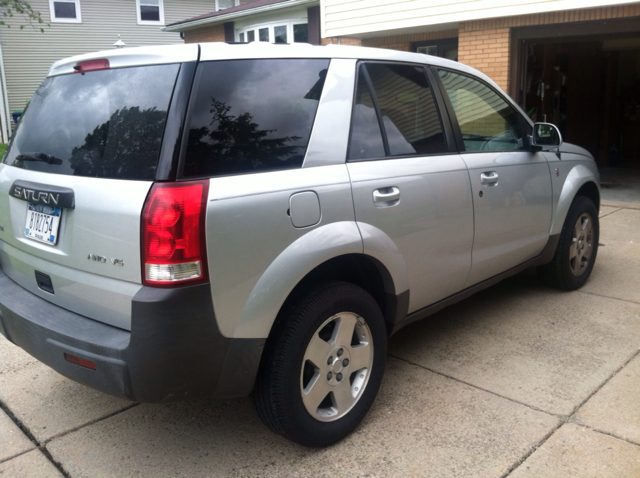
3,63,180,180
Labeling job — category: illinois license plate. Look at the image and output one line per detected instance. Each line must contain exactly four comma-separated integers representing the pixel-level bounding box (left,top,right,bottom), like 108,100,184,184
25,203,62,246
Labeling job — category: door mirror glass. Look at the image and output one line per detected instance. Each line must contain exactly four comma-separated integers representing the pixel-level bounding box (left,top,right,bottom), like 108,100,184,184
532,122,562,150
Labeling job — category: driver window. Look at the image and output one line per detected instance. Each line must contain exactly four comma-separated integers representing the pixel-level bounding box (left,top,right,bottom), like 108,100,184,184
438,69,525,152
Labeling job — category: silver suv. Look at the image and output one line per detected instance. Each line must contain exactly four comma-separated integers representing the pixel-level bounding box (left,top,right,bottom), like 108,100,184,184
0,43,599,447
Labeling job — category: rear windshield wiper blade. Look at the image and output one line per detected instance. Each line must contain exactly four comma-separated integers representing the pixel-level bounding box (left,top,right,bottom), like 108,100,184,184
15,152,63,165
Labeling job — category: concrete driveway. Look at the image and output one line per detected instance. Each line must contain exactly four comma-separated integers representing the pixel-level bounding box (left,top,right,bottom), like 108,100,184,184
1,173,639,477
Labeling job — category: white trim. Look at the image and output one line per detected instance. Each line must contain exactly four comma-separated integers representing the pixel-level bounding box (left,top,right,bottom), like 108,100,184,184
136,0,165,26
0,42,9,143
215,0,239,11
163,0,317,32
49,0,81,23
322,0,640,38
237,17,309,43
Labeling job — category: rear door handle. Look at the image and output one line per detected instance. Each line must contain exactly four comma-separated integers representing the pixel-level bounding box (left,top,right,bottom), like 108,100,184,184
373,187,400,206
480,171,499,185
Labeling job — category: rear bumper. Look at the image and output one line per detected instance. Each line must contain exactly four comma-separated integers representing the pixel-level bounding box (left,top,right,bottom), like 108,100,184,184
0,266,264,403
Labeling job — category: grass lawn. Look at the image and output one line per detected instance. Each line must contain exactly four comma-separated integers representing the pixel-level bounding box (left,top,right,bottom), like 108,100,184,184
0,143,6,157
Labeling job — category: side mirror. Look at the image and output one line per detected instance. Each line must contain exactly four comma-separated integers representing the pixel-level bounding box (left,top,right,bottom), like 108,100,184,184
530,122,562,151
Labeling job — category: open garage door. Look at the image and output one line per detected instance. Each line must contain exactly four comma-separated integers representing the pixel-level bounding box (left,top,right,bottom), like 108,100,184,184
512,18,640,168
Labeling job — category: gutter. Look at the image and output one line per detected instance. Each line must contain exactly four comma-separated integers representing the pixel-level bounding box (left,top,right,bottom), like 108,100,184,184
163,0,318,32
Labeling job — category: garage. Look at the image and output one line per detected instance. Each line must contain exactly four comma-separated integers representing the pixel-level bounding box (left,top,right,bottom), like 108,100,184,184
512,17,640,168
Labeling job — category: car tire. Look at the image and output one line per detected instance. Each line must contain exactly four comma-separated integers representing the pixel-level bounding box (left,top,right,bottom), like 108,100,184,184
538,195,599,290
253,281,387,447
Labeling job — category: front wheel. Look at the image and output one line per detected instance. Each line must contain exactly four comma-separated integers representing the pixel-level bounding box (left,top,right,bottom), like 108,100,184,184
253,282,387,447
538,195,599,290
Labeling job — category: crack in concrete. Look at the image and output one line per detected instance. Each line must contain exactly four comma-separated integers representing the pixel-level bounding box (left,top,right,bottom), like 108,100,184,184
599,208,623,218
389,346,640,476
498,422,566,478
42,402,141,446
387,354,557,416
571,424,640,448
0,397,139,476
0,398,68,476
0,448,33,465
577,289,640,305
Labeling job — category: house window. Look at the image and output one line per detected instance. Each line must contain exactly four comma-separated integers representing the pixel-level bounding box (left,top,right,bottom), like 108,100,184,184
238,20,308,44
412,39,458,61
216,0,238,10
49,0,81,23
137,0,164,25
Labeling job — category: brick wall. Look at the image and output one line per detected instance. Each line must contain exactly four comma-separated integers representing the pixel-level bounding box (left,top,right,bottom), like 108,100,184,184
184,24,226,43
458,27,510,91
459,4,640,92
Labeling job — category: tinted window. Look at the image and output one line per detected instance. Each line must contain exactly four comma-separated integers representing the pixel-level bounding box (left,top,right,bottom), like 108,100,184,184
294,24,308,43
54,2,76,18
3,64,180,180
348,71,385,160
348,63,447,160
438,69,525,152
367,63,446,156
183,59,329,178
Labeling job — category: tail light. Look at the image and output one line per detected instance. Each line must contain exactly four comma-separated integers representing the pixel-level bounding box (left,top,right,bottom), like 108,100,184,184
142,180,209,287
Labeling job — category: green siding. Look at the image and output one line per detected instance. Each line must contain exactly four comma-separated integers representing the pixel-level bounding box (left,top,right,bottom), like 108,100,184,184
0,0,217,134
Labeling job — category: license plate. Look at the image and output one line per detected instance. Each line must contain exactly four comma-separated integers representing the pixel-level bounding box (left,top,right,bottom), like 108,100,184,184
25,203,62,246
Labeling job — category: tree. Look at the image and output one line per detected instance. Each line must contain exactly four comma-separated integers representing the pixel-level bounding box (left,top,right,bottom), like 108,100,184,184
1,0,45,31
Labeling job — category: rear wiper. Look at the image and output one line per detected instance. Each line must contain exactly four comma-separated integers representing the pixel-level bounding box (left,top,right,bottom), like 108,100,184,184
15,152,63,165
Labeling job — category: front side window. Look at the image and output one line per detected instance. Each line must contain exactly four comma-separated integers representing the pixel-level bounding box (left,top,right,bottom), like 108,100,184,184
137,0,163,24
348,63,447,160
183,59,329,178
49,0,81,23
4,64,180,180
438,70,525,152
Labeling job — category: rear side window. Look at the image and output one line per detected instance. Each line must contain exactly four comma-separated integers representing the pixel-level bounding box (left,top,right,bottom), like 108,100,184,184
348,62,447,161
3,64,180,180
437,69,525,152
183,59,329,178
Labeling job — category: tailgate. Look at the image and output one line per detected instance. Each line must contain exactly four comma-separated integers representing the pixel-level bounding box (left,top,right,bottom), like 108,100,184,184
0,57,184,331
0,166,151,330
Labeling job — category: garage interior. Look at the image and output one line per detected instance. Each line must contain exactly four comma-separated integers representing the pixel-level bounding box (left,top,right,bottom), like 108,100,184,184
513,19,640,169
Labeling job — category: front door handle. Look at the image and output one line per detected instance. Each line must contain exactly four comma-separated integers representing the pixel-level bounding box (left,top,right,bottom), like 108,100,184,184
373,187,400,207
480,171,499,185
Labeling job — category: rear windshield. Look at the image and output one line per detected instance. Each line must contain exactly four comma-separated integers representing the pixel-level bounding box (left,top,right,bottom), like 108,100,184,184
183,59,329,178
3,64,180,180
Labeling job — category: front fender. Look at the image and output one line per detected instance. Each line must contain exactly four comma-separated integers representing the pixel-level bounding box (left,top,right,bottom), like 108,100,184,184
233,221,363,338
550,163,600,236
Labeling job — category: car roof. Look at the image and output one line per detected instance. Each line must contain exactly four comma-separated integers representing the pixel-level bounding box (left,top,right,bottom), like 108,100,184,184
48,42,476,78
47,42,521,123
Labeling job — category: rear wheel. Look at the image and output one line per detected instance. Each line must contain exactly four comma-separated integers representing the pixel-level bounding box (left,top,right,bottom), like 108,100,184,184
253,282,387,447
538,196,599,290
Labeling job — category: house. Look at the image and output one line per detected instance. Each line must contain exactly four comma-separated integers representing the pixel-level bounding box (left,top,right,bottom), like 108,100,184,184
0,0,228,142
320,0,640,167
169,0,640,169
163,0,324,46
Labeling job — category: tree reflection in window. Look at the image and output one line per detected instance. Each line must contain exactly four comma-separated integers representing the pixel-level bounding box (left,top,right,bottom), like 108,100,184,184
70,106,166,179
182,59,330,178
185,98,302,177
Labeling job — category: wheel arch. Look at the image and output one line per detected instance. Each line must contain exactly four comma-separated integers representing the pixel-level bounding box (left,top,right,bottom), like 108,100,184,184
272,253,407,340
231,222,409,339
550,164,601,236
